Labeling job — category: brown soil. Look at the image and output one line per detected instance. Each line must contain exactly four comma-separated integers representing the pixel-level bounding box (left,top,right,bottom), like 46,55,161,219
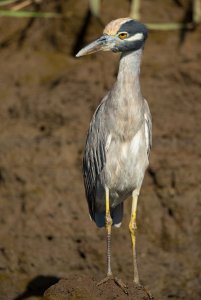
0,1,200,300
44,275,153,300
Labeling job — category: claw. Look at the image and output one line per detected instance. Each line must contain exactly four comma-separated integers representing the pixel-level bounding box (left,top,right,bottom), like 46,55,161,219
114,276,128,294
137,284,154,299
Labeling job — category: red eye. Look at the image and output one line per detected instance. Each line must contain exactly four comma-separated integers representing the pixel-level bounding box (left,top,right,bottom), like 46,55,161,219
118,32,128,39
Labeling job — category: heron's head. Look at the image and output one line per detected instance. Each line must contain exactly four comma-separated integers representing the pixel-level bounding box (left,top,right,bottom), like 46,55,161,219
76,18,148,57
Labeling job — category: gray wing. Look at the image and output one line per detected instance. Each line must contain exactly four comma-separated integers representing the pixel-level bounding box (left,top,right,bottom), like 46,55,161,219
144,99,152,156
83,99,108,220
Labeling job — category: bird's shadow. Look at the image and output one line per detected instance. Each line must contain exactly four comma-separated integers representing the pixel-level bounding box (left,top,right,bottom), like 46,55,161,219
13,275,59,300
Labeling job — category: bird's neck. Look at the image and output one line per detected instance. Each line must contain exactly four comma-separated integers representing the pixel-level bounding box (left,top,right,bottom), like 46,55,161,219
110,49,144,114
117,49,143,98
106,50,144,139
107,49,144,139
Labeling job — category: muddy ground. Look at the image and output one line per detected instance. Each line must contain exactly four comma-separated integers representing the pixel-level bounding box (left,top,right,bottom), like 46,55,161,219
0,0,200,299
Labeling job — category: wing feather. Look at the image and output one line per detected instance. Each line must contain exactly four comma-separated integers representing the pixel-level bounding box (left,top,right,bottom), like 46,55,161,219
83,100,108,220
144,99,152,156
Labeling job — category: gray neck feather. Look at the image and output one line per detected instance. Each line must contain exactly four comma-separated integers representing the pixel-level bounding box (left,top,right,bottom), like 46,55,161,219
110,48,143,109
118,49,142,77
106,49,144,139
117,49,142,99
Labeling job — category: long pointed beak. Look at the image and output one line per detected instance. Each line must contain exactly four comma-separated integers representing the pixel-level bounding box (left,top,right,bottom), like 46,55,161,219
76,35,115,57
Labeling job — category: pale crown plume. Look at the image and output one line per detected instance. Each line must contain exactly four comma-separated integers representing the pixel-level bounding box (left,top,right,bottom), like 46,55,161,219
103,17,133,35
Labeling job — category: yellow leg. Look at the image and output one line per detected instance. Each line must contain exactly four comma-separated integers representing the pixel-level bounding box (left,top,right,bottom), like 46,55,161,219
97,187,128,294
105,186,112,276
129,194,140,284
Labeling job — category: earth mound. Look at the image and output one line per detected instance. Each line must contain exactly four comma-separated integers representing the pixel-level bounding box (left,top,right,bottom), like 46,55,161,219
44,275,154,300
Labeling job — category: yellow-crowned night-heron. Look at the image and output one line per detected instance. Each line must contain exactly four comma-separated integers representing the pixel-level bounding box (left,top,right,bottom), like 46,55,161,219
76,18,152,290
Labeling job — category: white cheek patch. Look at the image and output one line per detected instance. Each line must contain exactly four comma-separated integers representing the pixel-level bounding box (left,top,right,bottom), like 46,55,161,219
126,33,144,42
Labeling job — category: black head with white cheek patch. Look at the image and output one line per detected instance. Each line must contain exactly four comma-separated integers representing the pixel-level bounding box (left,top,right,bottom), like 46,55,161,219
112,20,148,53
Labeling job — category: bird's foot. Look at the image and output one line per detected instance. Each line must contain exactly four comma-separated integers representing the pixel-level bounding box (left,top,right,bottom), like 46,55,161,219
97,275,128,294
114,276,128,294
136,283,154,299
